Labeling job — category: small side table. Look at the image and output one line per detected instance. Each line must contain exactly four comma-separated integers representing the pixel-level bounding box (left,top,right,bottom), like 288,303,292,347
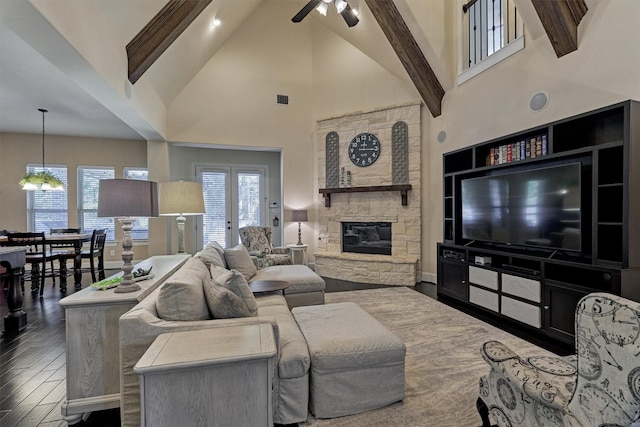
287,243,308,266
134,324,276,427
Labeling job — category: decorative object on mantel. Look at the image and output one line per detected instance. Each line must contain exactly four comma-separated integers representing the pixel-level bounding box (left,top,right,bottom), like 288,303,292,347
392,121,409,184
340,167,345,187
98,179,159,293
19,108,64,191
346,170,351,187
291,209,308,245
158,181,206,254
319,184,412,207
326,131,340,188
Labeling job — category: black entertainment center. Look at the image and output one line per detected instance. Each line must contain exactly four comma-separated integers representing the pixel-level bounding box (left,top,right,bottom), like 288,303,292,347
437,100,640,346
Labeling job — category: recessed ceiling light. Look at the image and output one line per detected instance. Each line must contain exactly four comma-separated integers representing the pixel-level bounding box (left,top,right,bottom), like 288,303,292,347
211,18,221,28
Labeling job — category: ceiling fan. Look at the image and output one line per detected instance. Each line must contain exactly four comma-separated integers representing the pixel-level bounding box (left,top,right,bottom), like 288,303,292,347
292,0,359,27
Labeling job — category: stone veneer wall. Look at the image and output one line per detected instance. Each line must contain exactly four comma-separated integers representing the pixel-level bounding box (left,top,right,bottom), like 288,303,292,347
315,103,421,286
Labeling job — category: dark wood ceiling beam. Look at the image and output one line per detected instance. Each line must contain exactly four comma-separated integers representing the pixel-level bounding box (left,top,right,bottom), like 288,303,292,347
531,0,588,58
126,0,213,84
364,0,444,117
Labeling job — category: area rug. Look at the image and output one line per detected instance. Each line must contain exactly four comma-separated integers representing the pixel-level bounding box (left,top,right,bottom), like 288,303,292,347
300,287,558,427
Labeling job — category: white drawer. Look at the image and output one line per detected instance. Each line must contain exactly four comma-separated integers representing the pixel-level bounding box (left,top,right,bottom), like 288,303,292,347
502,274,541,303
469,286,499,312
501,296,541,328
469,266,498,290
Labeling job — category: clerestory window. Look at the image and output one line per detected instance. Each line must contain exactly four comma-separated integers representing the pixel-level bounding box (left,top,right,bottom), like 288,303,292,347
458,0,524,84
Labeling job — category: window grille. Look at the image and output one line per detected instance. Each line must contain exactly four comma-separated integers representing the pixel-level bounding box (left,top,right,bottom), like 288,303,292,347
462,0,524,70
124,168,150,240
78,166,115,239
26,165,68,233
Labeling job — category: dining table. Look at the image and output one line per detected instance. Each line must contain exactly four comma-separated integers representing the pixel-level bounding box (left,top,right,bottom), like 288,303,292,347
0,233,92,293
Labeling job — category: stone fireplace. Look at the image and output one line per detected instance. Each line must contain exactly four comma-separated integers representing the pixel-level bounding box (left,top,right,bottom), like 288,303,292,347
314,103,421,287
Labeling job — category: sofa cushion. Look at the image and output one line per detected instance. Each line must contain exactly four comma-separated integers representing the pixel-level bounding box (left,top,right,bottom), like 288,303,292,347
210,265,258,316
258,304,310,379
156,257,210,321
203,278,252,318
251,265,325,295
224,244,257,280
195,242,227,269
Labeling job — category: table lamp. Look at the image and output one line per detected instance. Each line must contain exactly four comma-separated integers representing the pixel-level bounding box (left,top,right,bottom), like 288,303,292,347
158,181,205,253
291,209,308,245
98,179,158,293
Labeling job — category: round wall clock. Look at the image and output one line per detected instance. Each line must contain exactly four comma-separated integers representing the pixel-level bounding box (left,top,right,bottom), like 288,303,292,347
349,132,380,167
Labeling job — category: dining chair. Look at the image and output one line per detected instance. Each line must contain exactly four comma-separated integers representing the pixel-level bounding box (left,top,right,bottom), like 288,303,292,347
49,228,80,284
81,229,107,282
6,232,58,298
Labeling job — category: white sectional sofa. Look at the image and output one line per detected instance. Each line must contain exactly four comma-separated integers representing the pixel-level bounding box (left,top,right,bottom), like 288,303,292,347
119,242,325,426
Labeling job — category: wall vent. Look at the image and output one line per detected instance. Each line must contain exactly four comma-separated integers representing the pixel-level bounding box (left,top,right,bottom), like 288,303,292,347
277,94,289,105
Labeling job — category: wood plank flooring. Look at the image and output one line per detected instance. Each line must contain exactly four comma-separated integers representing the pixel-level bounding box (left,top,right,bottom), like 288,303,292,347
1,270,121,427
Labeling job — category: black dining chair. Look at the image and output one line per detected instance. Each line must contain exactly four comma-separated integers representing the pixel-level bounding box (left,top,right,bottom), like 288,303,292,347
49,228,80,285
6,232,58,298
81,229,107,282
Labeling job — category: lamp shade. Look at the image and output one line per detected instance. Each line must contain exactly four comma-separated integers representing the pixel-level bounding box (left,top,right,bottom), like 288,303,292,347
158,181,205,216
291,209,308,222
97,179,159,218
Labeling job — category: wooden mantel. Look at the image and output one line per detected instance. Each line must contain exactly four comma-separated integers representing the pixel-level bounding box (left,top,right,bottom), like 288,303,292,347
319,184,412,207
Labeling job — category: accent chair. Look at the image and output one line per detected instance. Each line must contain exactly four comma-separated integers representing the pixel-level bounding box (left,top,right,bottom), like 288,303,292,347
238,226,291,268
478,292,640,426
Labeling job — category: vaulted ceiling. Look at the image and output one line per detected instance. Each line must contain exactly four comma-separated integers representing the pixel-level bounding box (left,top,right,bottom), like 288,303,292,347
0,0,586,140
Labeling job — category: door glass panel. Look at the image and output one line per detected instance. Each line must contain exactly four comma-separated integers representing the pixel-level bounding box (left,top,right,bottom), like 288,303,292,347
238,172,262,228
202,171,227,247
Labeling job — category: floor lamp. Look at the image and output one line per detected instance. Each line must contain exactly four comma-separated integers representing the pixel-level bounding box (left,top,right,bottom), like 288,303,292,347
158,181,205,254
98,179,158,293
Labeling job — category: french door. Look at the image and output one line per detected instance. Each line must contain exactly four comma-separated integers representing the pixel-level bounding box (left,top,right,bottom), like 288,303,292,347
196,164,267,250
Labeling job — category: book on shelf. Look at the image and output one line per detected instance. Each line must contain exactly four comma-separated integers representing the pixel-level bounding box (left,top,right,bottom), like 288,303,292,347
542,134,548,156
535,136,542,157
530,137,537,158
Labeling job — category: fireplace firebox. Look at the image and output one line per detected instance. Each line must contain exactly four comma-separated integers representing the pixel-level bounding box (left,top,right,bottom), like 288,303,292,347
342,222,392,255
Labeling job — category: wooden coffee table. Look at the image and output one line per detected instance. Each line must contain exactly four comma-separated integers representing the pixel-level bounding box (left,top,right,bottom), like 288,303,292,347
249,280,290,293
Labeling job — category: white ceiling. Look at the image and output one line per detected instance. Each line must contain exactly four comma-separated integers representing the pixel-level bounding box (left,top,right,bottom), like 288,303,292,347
0,0,415,141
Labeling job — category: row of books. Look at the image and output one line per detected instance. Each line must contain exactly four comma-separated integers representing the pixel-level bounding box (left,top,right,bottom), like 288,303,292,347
486,134,548,166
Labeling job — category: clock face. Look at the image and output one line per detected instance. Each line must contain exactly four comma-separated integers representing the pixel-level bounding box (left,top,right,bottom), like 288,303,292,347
349,133,380,167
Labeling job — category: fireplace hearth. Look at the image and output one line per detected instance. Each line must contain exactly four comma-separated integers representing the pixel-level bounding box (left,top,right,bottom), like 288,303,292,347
342,222,392,255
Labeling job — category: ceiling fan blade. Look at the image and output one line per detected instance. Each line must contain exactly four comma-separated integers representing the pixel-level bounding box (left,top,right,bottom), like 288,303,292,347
340,3,359,27
292,0,323,23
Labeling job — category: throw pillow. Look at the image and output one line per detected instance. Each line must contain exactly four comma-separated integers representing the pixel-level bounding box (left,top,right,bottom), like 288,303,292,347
224,244,257,281
210,265,258,317
203,277,252,318
156,258,210,321
195,244,226,270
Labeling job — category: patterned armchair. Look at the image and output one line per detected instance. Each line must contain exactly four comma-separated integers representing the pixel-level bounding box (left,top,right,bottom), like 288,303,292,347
478,292,640,427
238,226,291,268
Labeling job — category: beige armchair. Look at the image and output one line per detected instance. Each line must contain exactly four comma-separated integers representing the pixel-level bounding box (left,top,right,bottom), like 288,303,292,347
238,226,291,268
478,292,640,427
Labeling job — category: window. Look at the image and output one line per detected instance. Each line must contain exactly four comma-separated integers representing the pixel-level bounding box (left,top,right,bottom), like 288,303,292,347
78,167,115,239
124,168,150,240
458,0,524,84
26,165,68,233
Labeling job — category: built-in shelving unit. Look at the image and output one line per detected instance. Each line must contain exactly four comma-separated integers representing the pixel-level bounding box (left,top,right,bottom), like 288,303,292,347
319,184,412,207
437,100,640,345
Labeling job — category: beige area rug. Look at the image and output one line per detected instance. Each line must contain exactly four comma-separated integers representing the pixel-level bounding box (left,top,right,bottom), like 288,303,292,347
300,287,558,427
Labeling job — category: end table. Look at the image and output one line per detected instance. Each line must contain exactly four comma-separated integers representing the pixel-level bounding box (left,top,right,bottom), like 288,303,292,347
287,243,308,266
134,324,276,427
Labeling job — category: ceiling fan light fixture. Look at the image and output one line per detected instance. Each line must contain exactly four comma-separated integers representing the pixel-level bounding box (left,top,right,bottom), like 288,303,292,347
316,2,328,16
335,0,348,13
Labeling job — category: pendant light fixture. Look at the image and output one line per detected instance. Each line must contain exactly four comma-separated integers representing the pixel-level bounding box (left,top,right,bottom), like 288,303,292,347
19,108,64,191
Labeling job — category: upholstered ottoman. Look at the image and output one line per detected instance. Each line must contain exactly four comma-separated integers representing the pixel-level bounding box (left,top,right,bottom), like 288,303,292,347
292,302,405,418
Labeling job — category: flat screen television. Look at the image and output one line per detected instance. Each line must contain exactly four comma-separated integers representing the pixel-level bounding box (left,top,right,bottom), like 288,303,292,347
461,163,581,251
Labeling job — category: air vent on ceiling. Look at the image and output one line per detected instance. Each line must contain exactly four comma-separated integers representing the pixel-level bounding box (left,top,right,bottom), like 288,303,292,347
277,94,289,105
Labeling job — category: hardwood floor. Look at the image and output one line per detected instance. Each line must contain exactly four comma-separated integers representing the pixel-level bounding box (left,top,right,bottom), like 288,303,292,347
1,270,121,427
